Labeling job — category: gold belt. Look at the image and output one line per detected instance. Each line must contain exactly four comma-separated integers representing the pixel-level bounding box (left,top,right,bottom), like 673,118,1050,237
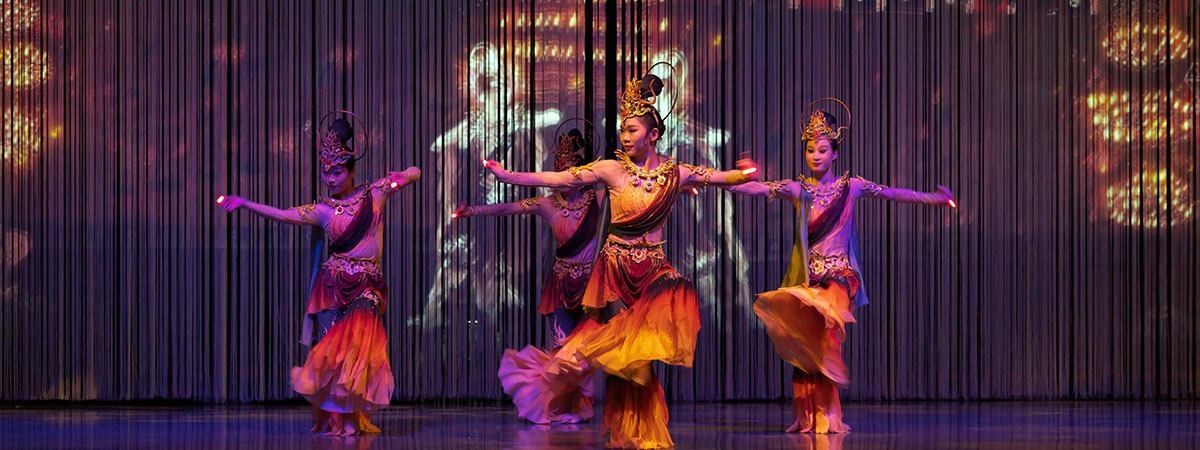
553,258,595,279
602,237,666,265
808,251,851,281
323,254,383,277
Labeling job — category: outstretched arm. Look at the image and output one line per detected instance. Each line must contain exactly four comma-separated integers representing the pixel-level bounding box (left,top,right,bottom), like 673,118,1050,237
724,179,802,201
370,166,422,198
856,177,956,207
217,195,321,226
681,158,761,187
451,197,544,219
484,159,616,189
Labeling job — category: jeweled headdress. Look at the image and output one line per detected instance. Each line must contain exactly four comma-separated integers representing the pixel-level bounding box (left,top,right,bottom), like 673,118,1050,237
317,110,367,171
802,98,852,144
619,78,659,120
552,118,600,171
555,131,584,171
318,130,356,171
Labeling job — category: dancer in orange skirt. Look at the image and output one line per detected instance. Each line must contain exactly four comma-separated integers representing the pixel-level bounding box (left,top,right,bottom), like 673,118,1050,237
455,124,606,424
483,71,759,448
727,100,955,433
219,112,420,435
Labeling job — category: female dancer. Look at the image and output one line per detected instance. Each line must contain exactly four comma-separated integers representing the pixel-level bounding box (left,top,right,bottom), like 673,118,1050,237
219,113,421,435
484,73,758,448
726,102,954,433
454,125,605,424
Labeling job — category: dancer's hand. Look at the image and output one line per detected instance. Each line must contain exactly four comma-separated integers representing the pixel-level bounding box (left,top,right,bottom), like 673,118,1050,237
736,156,761,181
451,201,469,219
383,172,405,189
217,195,246,212
937,185,957,208
482,159,509,181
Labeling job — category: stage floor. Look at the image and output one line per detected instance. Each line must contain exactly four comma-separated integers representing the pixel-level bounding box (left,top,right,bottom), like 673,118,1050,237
1,401,1196,449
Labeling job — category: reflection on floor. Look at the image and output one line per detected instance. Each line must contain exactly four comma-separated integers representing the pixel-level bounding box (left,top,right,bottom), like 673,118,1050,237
1,401,1197,449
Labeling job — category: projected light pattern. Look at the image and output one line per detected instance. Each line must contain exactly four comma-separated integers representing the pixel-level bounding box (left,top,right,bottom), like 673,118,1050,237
420,41,561,330
1085,90,1193,144
1102,22,1191,70
2,107,41,168
1,42,50,88
1105,168,1194,228
0,0,40,34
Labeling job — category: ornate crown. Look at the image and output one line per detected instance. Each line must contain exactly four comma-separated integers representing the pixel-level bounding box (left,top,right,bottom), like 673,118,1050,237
318,130,357,171
554,131,585,171
801,110,847,143
619,78,657,119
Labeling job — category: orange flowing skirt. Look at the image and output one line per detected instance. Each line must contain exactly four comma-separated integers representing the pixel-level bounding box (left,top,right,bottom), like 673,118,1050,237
576,252,701,384
755,281,855,433
572,247,701,448
291,308,394,433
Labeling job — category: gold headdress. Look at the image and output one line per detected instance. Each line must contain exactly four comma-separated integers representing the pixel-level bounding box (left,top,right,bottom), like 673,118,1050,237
317,110,366,171
619,78,658,120
802,97,852,144
619,62,679,135
318,131,357,172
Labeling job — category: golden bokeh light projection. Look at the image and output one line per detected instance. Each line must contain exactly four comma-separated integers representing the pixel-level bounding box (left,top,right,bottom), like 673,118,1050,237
1,107,42,169
1,42,50,88
0,0,40,33
1085,90,1193,144
1105,169,1194,228
1102,22,1191,69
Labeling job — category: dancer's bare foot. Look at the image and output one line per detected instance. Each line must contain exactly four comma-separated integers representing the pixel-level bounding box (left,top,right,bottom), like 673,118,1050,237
557,413,583,424
785,417,801,433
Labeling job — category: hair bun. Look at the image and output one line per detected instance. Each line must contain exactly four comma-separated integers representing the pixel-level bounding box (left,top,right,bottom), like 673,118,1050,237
820,111,838,126
567,128,586,152
328,118,355,144
638,74,664,100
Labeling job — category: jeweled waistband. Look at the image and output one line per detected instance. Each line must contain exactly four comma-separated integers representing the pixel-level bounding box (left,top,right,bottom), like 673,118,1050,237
553,258,595,279
602,236,666,264
323,254,383,277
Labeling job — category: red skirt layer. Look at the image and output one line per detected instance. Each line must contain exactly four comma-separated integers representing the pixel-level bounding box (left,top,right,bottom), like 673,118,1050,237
292,308,394,415
537,266,592,315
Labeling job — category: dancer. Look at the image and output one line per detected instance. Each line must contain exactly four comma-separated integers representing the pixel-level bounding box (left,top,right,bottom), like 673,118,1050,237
725,101,955,433
219,113,421,435
454,124,605,424
484,72,759,448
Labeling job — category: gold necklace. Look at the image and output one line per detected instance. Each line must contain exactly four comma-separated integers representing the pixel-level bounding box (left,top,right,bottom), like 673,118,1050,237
550,190,595,219
802,173,849,208
322,188,367,216
617,150,675,192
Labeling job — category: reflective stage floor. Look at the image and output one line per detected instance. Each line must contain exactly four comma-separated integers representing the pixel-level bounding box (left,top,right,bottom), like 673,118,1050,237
1,401,1196,449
